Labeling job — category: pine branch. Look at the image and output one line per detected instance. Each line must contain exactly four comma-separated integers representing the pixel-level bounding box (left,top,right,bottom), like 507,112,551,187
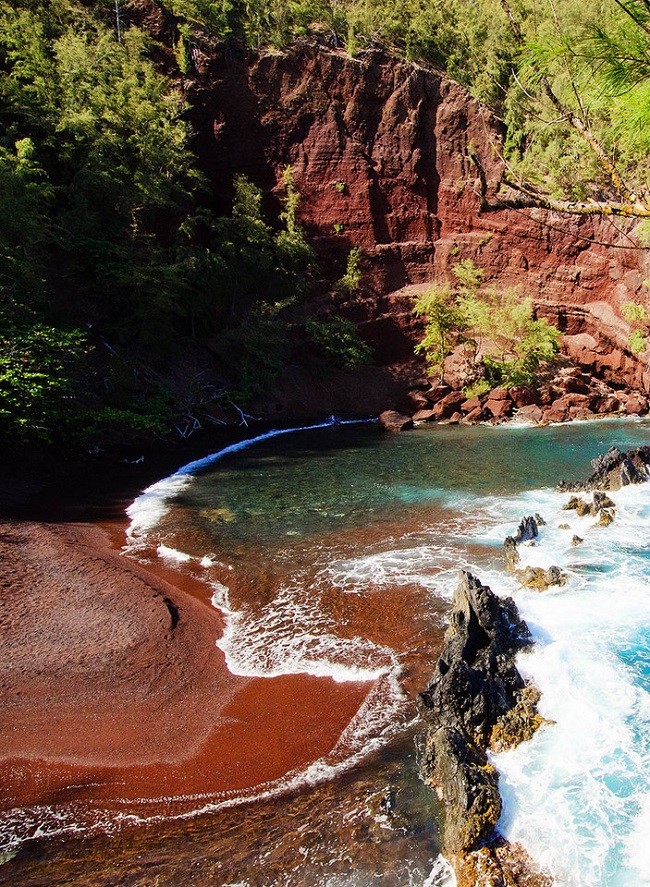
611,0,650,36
498,0,640,207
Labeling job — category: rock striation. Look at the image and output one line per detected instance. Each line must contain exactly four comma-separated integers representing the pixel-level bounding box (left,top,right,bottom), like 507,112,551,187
180,40,650,411
419,572,549,884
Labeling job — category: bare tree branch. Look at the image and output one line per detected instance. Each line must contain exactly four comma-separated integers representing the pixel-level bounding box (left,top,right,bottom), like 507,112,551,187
468,149,650,217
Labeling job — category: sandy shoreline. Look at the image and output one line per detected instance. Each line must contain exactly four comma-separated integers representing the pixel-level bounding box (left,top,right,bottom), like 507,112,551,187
0,501,373,826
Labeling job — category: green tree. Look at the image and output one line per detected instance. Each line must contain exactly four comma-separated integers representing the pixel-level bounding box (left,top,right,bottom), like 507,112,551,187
413,283,466,378
338,247,363,294
414,261,560,386
0,321,87,443
622,300,650,354
477,0,650,220
305,316,373,368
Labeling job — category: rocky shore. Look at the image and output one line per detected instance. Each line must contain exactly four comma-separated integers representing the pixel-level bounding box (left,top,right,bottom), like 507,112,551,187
419,571,551,886
379,362,649,432
558,444,650,491
418,444,650,885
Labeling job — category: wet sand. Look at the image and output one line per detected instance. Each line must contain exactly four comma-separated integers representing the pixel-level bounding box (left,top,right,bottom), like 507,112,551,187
0,514,373,817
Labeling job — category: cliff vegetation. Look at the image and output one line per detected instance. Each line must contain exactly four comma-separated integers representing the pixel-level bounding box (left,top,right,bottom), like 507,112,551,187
3,0,650,451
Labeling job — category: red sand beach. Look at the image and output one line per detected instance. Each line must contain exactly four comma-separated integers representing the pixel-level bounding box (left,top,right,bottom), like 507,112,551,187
0,514,373,818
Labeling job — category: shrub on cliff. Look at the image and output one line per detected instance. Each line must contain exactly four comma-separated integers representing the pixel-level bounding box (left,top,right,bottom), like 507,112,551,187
414,260,561,388
305,317,373,369
413,283,466,379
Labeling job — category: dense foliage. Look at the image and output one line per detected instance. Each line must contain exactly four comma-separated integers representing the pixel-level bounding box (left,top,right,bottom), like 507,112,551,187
414,260,561,387
0,0,315,447
4,0,650,449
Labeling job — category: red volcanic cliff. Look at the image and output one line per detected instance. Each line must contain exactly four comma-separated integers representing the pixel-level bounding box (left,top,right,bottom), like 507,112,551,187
185,40,650,401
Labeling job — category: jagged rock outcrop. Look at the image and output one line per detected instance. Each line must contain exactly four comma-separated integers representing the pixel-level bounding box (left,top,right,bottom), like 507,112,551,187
559,446,650,491
419,572,534,748
419,572,546,878
504,515,566,589
562,490,617,526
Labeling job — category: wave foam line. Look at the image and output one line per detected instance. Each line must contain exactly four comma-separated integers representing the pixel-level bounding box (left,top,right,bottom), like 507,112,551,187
125,417,374,546
0,666,412,856
210,581,397,684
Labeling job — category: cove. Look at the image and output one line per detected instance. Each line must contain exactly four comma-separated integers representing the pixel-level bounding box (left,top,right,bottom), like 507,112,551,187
4,417,650,886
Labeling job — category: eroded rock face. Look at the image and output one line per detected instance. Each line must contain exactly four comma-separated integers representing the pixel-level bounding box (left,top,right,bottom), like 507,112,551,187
419,572,540,856
186,42,650,397
420,572,533,744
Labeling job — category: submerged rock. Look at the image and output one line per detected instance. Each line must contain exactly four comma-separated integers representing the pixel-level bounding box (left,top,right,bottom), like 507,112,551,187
455,838,553,887
563,495,592,517
419,572,541,857
503,515,566,588
517,565,567,591
563,491,617,524
504,515,540,570
598,508,615,527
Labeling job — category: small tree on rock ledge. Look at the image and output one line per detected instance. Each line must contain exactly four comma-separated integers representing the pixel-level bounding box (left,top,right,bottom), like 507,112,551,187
414,260,561,389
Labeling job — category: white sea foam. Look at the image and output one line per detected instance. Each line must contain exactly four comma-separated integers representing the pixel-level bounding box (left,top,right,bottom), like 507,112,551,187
625,793,650,883
125,473,192,545
488,483,650,887
156,543,193,563
324,546,460,594
210,578,396,683
423,856,456,887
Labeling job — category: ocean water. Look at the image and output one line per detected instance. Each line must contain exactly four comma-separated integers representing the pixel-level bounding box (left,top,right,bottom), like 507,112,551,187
4,417,650,886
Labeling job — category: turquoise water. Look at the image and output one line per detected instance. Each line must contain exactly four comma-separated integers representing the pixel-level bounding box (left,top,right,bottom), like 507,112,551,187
5,417,650,886
128,416,650,887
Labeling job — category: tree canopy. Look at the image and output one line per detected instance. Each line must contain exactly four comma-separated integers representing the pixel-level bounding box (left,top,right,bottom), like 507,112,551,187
160,0,650,219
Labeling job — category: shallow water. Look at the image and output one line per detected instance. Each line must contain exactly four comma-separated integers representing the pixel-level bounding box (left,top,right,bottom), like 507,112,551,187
4,417,650,885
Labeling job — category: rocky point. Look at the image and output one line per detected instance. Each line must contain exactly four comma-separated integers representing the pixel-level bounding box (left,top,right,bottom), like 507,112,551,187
419,571,550,885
